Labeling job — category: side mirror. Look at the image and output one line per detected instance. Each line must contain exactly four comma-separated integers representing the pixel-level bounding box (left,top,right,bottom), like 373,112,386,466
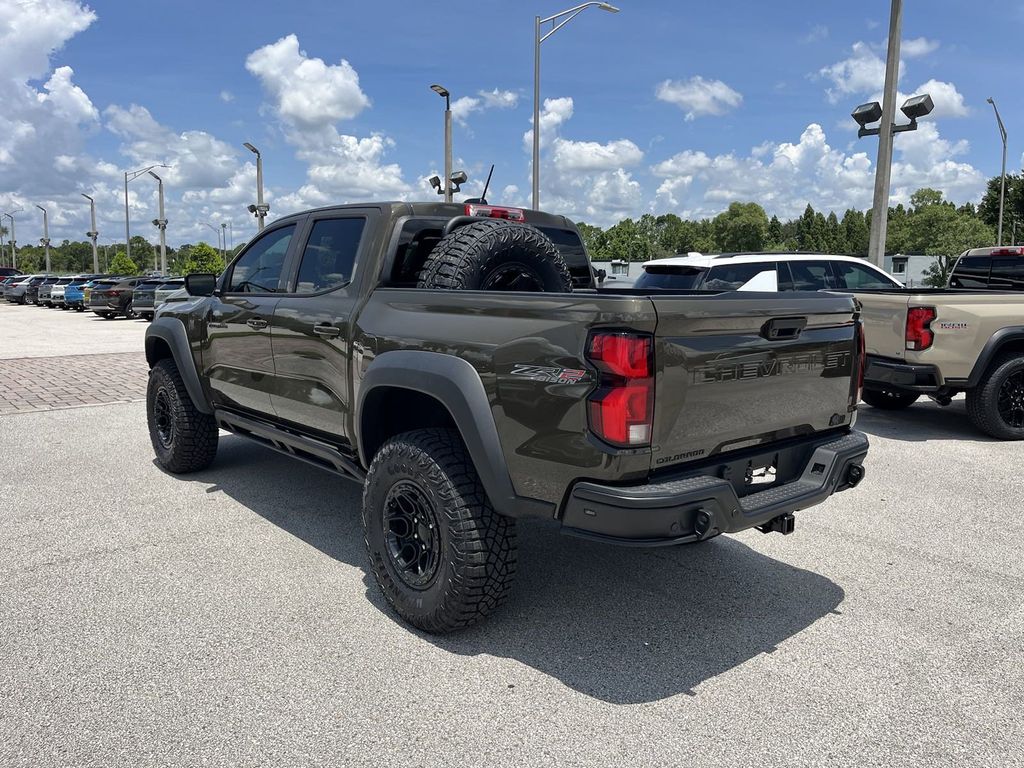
184,273,217,296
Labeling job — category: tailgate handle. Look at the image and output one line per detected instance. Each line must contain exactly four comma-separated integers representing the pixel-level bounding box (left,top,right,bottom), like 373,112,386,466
761,316,806,341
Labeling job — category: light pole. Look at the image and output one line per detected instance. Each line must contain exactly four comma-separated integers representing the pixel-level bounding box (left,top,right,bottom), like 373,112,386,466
533,2,619,210
202,222,225,264
986,97,1008,245
430,84,454,203
148,171,168,274
221,222,228,259
243,142,269,230
124,164,170,265
35,204,51,273
81,194,99,273
2,211,18,270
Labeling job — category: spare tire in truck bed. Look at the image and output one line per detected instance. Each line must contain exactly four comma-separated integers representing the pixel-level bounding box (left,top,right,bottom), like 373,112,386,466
417,218,573,292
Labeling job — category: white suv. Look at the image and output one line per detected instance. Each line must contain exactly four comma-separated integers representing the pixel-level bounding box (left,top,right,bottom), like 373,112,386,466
634,252,902,292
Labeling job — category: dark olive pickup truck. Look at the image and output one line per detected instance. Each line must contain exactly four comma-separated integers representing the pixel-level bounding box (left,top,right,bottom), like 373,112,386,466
145,201,869,632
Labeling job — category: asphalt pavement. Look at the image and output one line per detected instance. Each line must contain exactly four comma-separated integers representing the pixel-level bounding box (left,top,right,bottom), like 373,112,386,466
0,301,1021,767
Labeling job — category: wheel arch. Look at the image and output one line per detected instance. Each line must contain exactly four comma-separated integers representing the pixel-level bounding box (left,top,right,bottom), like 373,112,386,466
145,317,213,414
356,350,550,518
967,327,1024,387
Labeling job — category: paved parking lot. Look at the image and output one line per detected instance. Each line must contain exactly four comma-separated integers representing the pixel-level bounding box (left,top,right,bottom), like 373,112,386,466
1,301,1022,767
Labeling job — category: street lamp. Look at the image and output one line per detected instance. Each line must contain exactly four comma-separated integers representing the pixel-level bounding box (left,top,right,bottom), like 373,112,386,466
243,142,269,231
430,84,454,203
986,97,1008,246
124,163,170,265
148,171,168,274
202,221,225,264
1,210,19,271
81,194,99,273
35,204,51,273
532,2,619,210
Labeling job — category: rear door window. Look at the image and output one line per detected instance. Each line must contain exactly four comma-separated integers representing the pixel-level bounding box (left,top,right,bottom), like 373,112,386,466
831,261,901,290
702,262,777,291
786,260,836,291
537,227,591,288
950,256,991,288
293,217,366,294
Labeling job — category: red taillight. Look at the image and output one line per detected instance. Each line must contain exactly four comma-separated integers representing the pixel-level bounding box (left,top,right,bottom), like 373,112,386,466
465,203,525,222
990,247,1023,256
586,332,654,448
856,321,866,403
905,306,936,351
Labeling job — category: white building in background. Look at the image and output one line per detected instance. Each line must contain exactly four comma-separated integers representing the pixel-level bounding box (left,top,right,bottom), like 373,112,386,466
884,253,935,287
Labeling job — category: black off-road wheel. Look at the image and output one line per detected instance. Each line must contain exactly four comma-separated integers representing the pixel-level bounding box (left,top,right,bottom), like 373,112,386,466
147,358,219,472
966,354,1024,440
417,219,572,293
362,428,517,633
861,388,920,410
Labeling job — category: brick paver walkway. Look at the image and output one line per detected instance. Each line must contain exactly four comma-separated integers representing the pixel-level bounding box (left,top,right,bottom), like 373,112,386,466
0,353,150,415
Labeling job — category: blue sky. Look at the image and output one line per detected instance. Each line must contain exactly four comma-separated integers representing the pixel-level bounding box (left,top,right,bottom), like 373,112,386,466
2,0,1023,247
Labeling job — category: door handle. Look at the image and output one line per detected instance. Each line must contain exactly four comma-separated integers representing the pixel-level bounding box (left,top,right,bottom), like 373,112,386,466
312,323,341,338
761,316,806,341
246,318,269,330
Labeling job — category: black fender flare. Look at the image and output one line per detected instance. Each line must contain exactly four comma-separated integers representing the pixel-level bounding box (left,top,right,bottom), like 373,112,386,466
356,350,550,518
966,326,1024,387
145,317,213,414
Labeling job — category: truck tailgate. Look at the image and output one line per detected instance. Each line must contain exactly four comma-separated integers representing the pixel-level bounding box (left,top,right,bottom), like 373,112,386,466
649,291,860,468
855,291,911,359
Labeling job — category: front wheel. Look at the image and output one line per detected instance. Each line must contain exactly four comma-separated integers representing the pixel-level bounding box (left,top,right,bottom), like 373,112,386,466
966,354,1024,440
147,358,219,472
362,428,517,633
123,301,137,320
861,388,920,410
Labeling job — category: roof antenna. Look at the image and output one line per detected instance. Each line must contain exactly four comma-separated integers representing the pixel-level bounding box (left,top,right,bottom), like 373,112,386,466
465,164,494,205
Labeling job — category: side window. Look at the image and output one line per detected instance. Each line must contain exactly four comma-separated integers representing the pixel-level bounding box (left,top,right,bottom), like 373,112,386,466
988,258,1024,290
294,218,367,294
226,225,295,293
787,260,836,291
832,261,900,290
950,256,991,288
703,262,776,291
537,227,592,288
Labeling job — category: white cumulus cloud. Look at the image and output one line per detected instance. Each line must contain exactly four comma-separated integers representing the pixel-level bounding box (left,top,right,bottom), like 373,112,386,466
451,88,519,126
656,76,743,120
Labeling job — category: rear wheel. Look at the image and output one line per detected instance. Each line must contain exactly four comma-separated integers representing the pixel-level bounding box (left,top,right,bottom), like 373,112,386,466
123,301,137,320
861,388,920,410
966,354,1024,440
362,428,517,633
147,358,219,472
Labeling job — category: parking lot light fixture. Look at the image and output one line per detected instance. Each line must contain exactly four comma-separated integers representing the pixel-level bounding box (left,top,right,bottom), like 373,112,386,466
986,97,1008,245
430,85,453,203
124,163,170,264
148,171,168,274
533,2,620,210
35,204,51,273
81,194,99,273
243,143,268,231
2,211,19,270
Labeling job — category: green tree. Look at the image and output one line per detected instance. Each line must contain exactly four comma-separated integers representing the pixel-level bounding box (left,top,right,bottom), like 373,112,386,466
825,211,847,253
176,241,224,274
712,202,769,252
842,209,869,256
978,173,1024,234
766,215,783,249
575,222,604,258
108,250,139,275
910,188,944,209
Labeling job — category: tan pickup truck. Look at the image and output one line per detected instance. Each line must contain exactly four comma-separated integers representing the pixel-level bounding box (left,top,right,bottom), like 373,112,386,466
851,289,1024,439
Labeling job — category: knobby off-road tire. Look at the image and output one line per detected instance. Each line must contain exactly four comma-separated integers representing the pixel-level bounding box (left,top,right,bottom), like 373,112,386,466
147,358,219,472
965,354,1024,440
417,218,572,293
860,388,920,410
362,428,517,633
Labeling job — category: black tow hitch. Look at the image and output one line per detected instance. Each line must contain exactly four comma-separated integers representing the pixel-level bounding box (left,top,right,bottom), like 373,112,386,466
758,513,796,535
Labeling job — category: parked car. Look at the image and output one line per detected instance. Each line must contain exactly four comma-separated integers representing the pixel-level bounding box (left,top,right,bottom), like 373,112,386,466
153,277,185,313
89,276,144,318
635,253,903,292
0,267,22,278
948,246,1024,290
850,286,1024,439
0,275,22,299
4,275,37,304
35,276,61,306
145,201,869,632
48,276,80,308
23,275,54,305
61,275,106,311
131,278,165,321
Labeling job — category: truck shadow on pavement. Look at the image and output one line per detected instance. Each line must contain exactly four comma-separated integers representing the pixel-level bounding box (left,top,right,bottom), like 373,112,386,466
194,435,846,705
855,400,995,443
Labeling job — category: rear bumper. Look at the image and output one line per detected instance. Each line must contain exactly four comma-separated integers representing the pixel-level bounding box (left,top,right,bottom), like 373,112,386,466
560,430,869,547
864,355,941,392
